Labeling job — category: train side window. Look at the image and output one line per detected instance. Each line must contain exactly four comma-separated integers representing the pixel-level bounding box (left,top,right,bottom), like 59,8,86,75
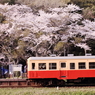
49,63,56,70
89,62,95,69
78,62,86,69
39,63,46,70
32,63,35,69
61,63,66,68
70,63,75,69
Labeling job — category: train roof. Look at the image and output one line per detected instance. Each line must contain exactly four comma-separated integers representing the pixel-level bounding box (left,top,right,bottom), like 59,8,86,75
28,56,95,60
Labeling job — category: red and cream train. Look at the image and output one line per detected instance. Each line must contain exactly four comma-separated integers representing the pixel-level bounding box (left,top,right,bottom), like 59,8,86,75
27,56,95,86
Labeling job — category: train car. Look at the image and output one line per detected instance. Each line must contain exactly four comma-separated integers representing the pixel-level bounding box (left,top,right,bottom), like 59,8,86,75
27,56,95,86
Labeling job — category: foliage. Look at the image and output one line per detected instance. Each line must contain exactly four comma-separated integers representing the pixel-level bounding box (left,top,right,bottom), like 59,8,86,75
54,41,65,51
0,0,15,5
35,31,44,38
86,39,95,55
70,0,95,8
0,31,26,64
83,7,95,21
74,37,82,44
0,13,5,23
15,0,70,8
70,0,95,20
68,44,85,56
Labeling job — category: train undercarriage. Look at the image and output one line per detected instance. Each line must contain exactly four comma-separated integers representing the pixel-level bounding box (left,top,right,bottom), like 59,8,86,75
32,77,95,87
31,78,66,87
0,78,95,87
0,78,65,87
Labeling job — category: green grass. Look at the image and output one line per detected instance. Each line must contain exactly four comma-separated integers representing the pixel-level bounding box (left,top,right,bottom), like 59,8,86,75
0,87,95,95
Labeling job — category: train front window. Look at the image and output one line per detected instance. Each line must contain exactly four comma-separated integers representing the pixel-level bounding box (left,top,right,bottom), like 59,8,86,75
32,63,35,69
70,63,75,69
61,63,66,68
39,63,46,70
78,62,86,69
89,62,95,69
49,63,56,70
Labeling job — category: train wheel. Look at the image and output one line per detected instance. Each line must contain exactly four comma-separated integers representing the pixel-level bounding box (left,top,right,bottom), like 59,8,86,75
57,80,65,86
33,79,49,87
48,79,65,87
38,79,49,87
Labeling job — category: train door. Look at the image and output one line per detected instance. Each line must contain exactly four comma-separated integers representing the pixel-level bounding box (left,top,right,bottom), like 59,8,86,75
28,62,37,78
59,62,67,79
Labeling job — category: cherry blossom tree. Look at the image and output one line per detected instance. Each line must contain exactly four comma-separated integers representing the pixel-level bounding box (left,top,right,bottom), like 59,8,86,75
0,3,95,64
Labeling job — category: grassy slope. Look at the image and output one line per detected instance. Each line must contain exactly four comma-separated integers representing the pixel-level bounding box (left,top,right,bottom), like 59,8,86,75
0,87,95,95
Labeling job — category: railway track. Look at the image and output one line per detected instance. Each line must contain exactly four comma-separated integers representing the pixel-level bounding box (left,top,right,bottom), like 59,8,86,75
0,79,39,87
